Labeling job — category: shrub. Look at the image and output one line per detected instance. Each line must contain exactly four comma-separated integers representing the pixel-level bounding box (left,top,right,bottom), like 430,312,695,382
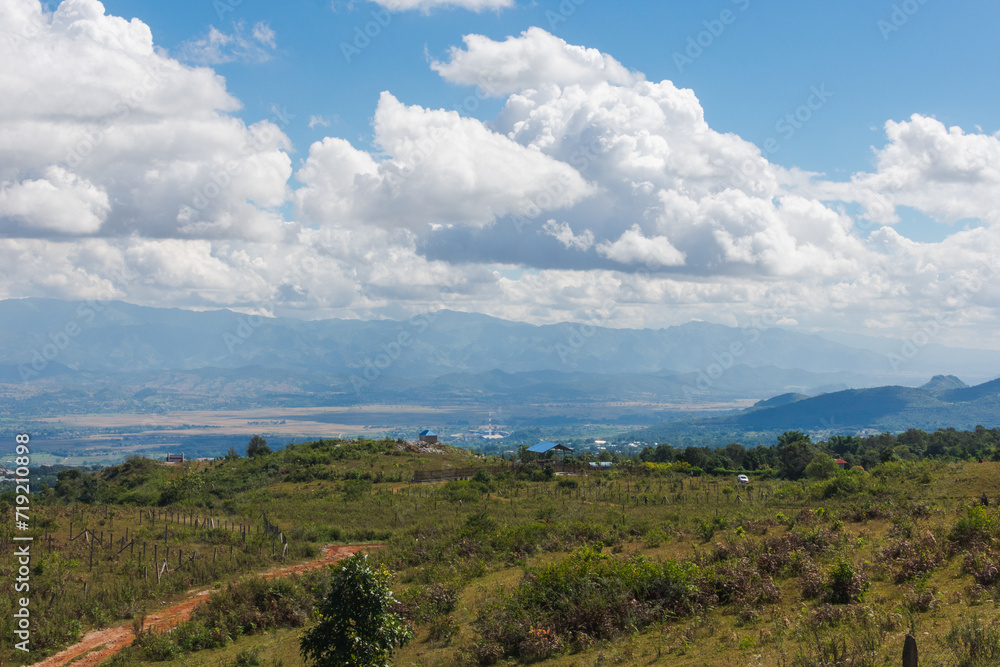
951,506,998,545
230,646,264,667
945,617,1000,666
880,538,943,583
694,516,727,542
427,615,459,645
444,480,483,503
519,626,563,661
799,558,824,600
133,631,182,661
963,550,1000,587
462,511,497,537
193,575,313,638
906,583,940,613
824,558,868,605
472,547,699,662
708,558,781,612
173,621,229,652
395,583,458,624
804,453,838,480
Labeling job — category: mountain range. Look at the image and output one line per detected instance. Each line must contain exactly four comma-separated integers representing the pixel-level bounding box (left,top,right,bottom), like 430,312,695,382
635,375,1000,446
1,299,999,435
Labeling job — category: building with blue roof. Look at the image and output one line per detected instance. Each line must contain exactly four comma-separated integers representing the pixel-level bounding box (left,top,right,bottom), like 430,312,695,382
527,441,574,456
419,430,438,444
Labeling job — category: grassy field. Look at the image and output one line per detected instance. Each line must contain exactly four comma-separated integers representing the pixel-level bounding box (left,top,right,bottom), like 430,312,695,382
3,439,1000,666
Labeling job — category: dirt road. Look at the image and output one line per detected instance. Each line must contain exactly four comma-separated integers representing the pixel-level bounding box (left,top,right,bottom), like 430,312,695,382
29,545,376,667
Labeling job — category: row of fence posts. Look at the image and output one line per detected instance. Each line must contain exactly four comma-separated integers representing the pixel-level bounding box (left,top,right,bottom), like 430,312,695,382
57,507,288,572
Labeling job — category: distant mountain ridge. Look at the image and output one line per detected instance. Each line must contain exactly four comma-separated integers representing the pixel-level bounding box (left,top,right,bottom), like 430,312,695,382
637,375,1000,443
2,298,1000,416
921,375,969,392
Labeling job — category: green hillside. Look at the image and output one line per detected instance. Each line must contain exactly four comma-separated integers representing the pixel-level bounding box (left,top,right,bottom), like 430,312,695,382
5,433,1000,666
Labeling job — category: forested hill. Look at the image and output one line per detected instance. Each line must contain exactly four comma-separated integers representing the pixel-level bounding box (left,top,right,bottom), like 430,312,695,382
637,375,1000,445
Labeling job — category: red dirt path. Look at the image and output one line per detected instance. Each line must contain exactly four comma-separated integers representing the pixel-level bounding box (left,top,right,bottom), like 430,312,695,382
28,545,377,667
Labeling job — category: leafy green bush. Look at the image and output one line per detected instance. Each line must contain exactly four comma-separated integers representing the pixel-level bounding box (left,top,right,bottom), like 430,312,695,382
824,558,868,604
444,480,485,503
472,547,699,662
133,631,183,661
173,621,229,652
462,511,497,537
192,575,314,639
229,646,265,667
951,506,998,544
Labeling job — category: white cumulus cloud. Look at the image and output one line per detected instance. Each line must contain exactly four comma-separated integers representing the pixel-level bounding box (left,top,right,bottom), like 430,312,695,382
0,166,109,234
809,114,1000,226
432,27,638,96
295,91,593,230
597,225,686,267
0,0,292,242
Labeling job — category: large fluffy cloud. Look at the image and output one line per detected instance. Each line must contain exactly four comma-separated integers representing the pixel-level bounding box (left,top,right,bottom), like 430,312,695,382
417,28,865,279
808,114,1000,226
0,0,291,242
295,91,592,230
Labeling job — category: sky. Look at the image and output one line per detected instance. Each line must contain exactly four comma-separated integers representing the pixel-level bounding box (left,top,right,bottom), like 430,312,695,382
1,0,999,349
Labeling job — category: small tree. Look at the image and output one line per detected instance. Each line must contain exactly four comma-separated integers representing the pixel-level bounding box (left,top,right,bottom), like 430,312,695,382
778,431,814,479
805,452,838,480
300,553,412,667
246,435,271,458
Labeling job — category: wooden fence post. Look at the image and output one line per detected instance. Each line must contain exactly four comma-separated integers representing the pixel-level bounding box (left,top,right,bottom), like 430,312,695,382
903,635,918,667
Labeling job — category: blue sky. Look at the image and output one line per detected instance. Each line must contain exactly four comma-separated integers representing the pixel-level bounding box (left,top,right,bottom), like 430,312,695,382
99,0,999,179
2,0,999,360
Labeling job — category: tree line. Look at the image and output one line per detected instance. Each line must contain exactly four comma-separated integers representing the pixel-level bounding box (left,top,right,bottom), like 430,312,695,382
549,426,1000,480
